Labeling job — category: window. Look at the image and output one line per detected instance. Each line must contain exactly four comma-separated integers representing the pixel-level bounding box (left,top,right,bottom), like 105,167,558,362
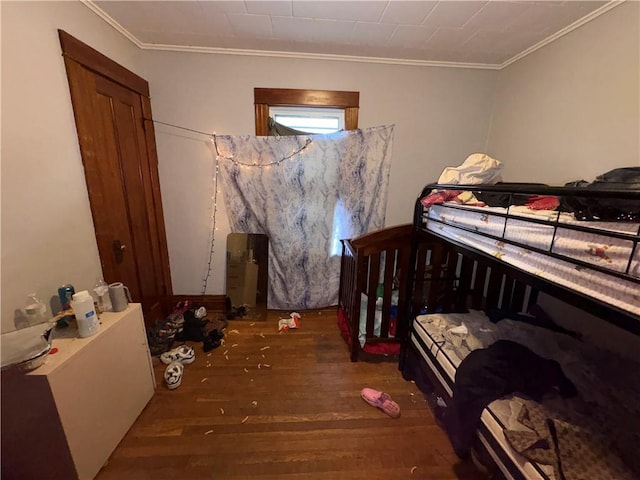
269,106,345,134
252,88,362,259
254,88,359,135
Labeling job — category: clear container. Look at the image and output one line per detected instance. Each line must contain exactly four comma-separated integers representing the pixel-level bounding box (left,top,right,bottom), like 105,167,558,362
24,293,48,326
93,278,112,313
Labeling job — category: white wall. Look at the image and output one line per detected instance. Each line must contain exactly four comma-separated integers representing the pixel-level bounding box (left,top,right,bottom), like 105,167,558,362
487,2,640,184
143,52,497,294
4,1,636,321
487,2,640,357
1,1,143,332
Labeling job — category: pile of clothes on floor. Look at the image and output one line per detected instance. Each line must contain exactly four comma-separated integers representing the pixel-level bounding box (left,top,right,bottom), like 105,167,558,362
146,300,227,356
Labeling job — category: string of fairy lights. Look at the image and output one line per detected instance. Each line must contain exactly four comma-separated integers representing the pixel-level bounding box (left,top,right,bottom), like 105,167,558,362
214,136,313,167
151,119,313,294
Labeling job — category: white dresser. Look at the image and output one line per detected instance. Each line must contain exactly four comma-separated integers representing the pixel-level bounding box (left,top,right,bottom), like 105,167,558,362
1,303,155,479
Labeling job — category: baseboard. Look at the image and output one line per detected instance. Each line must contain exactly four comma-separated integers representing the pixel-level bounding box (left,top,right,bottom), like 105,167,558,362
168,294,226,313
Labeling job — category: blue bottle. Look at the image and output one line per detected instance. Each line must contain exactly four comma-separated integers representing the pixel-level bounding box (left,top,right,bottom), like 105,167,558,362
56,284,75,327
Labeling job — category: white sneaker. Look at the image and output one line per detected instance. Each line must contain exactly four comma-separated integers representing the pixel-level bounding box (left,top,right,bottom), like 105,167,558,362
164,361,184,390
160,345,195,365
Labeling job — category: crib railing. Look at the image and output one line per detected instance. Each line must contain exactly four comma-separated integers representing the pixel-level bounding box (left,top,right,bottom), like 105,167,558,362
339,224,413,361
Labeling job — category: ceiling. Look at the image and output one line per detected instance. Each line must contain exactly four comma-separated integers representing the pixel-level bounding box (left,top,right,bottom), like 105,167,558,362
89,0,617,69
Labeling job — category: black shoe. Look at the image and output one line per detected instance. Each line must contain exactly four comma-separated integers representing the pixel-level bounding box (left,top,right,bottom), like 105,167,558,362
203,336,221,352
209,329,224,340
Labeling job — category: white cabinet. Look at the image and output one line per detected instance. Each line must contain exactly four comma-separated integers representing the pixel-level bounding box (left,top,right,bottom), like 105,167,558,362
1,304,155,480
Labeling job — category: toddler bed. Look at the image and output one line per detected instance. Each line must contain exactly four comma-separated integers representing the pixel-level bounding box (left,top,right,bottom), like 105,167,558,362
401,183,640,479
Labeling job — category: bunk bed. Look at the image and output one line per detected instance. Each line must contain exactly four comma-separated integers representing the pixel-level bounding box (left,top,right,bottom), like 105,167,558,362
400,183,640,480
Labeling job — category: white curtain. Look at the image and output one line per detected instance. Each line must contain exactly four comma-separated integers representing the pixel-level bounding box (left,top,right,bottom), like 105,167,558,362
216,125,394,309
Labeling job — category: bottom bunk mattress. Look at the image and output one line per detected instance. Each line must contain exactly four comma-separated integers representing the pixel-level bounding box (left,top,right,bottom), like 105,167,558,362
410,310,640,480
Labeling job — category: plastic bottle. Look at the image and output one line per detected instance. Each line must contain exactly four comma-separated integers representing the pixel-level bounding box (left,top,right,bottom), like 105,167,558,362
24,293,48,326
93,278,112,313
70,290,99,338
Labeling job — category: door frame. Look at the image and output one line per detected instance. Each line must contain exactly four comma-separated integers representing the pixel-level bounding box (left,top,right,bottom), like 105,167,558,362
58,30,173,310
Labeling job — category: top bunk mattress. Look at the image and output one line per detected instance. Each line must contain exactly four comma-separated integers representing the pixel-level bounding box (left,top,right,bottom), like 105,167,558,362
424,203,640,317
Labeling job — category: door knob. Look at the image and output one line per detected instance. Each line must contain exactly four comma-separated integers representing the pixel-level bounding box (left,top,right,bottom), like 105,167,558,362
113,240,126,264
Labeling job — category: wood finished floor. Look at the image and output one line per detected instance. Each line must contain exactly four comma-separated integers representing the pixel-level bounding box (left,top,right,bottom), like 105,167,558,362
96,308,485,480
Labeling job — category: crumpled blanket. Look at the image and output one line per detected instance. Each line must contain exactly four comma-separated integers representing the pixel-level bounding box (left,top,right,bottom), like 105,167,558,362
420,190,487,209
525,195,559,211
504,399,637,480
437,153,503,185
442,320,498,361
417,310,499,362
448,340,576,458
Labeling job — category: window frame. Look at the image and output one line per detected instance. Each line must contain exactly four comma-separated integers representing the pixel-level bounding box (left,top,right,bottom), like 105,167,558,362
270,106,345,134
254,88,359,136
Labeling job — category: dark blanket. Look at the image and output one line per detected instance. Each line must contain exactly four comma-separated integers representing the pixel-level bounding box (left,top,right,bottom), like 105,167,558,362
474,182,548,207
446,340,576,458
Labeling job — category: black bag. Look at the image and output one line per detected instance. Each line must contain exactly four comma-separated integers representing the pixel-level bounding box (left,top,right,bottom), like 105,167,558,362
560,167,640,221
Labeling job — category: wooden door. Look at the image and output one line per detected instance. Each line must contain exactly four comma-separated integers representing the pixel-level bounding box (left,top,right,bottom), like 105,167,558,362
59,31,171,325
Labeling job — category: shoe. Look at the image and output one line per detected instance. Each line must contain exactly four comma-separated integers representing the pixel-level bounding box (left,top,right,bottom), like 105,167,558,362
361,388,401,418
203,329,224,352
147,305,189,356
160,345,195,365
178,310,209,342
147,327,175,356
164,361,184,390
165,300,190,328
170,300,191,317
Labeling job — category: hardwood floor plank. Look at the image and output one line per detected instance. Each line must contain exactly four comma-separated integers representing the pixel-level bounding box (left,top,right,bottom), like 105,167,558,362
96,309,485,479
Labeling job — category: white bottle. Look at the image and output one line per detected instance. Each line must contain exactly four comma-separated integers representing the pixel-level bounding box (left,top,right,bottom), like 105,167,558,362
71,290,99,338
24,293,48,326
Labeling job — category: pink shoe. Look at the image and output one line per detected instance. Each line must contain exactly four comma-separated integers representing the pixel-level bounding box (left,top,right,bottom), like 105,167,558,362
361,388,401,418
